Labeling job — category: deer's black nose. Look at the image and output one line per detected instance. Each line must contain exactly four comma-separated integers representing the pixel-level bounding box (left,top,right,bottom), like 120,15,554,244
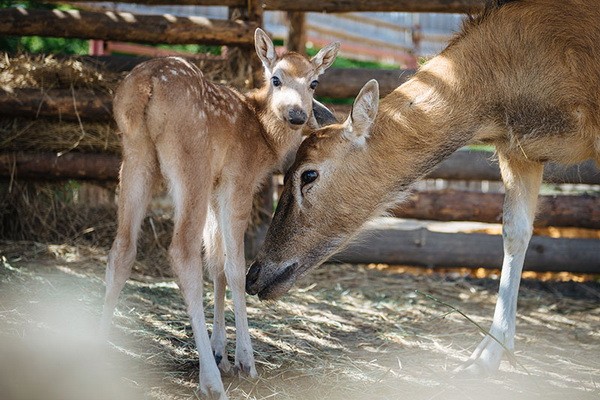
288,108,307,126
245,261,262,295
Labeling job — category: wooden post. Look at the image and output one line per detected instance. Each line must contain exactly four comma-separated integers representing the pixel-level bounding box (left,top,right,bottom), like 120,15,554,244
287,12,306,54
227,0,269,259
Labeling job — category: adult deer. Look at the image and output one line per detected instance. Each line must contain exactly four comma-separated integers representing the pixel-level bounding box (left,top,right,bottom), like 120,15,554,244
101,28,339,398
246,0,600,376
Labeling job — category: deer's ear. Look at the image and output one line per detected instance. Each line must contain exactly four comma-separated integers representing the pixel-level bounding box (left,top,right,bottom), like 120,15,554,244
255,28,276,72
310,42,340,75
310,99,338,129
343,80,379,145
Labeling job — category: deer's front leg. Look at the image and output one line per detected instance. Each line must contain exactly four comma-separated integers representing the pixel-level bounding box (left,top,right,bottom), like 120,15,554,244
458,155,543,376
219,194,257,378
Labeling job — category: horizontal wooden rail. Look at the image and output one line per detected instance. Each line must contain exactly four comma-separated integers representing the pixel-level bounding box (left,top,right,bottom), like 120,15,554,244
264,0,484,13
0,89,113,122
2,152,598,230
394,189,600,229
0,7,257,46
0,68,415,122
0,152,120,181
46,0,485,13
44,1,247,5
336,219,600,273
429,150,600,185
306,24,413,55
318,68,415,99
1,149,598,185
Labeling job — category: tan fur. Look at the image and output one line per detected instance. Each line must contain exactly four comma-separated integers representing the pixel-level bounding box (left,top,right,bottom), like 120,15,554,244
247,0,600,377
101,28,339,400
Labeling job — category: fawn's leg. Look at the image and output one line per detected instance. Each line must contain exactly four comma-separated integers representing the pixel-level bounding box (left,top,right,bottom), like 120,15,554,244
101,136,158,334
217,186,257,378
204,204,231,372
159,147,226,399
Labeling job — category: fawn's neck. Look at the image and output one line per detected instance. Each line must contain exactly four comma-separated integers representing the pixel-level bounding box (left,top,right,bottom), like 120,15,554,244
245,87,304,167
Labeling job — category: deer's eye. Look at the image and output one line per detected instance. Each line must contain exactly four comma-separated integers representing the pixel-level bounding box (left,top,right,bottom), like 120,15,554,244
301,170,318,186
272,76,282,87
310,80,319,90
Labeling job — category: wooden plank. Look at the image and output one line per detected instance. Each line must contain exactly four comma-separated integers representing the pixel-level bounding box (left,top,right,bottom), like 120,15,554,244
46,0,245,5
307,24,413,55
264,0,484,13
0,67,414,121
0,89,113,122
317,68,416,99
333,13,411,33
393,189,600,229
46,0,485,11
0,7,257,46
286,12,306,54
0,152,120,181
428,150,600,185
335,218,600,273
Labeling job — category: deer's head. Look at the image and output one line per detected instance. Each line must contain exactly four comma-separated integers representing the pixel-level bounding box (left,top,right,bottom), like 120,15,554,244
254,28,339,129
246,80,381,300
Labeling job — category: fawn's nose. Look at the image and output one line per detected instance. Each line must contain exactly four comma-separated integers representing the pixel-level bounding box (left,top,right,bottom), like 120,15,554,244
245,261,262,295
288,108,307,126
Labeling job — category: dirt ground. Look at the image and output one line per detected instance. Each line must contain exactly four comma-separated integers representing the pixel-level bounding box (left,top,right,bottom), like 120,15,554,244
0,241,598,400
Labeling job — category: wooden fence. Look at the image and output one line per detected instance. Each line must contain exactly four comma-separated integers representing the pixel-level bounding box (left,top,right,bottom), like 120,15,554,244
0,0,598,272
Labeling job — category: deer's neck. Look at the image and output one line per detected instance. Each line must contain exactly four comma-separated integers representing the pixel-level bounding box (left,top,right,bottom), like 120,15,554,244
362,56,481,207
245,88,303,168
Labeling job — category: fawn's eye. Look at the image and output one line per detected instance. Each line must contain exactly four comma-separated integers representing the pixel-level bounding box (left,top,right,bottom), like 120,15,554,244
301,170,318,186
272,76,282,87
310,80,319,90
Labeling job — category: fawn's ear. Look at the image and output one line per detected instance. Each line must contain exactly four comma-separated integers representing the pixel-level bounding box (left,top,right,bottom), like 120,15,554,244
343,80,379,145
310,42,340,75
255,28,277,72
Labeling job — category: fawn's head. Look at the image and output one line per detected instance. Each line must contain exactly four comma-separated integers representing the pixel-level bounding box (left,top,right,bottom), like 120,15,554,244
246,80,380,300
254,28,339,129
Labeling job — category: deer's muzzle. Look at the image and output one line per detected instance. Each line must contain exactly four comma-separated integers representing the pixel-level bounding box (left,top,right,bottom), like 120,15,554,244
245,261,298,300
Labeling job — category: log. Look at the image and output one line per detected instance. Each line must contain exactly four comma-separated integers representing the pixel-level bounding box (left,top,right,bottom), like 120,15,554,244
46,0,485,12
0,67,414,121
0,7,257,46
317,68,416,99
45,0,246,5
393,189,600,229
0,152,120,181
428,150,600,185
263,0,484,13
287,12,306,54
335,218,600,273
0,89,113,122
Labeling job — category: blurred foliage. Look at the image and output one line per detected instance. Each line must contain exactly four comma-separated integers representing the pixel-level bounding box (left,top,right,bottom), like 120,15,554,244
0,1,89,54
0,36,90,55
155,43,222,56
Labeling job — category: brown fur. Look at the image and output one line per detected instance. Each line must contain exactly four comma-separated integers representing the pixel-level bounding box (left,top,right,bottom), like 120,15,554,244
247,0,600,376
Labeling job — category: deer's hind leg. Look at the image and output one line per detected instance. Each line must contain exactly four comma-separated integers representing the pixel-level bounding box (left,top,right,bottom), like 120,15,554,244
458,153,543,376
102,133,159,333
158,142,226,398
204,203,231,373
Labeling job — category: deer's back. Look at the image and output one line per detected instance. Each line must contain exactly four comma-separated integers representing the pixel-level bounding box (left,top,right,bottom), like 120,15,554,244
451,0,600,163
114,57,268,175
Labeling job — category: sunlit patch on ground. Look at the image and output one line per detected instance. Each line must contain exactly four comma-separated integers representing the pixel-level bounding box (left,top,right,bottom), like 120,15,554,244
0,241,598,399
